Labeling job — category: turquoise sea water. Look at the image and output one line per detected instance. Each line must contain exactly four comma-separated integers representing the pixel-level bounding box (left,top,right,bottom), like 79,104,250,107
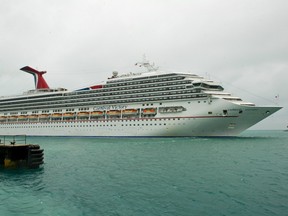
0,130,288,216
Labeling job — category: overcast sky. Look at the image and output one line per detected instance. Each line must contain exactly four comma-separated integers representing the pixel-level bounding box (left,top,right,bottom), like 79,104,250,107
0,0,287,130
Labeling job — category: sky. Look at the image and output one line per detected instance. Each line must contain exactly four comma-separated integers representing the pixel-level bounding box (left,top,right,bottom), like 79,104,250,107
0,0,287,130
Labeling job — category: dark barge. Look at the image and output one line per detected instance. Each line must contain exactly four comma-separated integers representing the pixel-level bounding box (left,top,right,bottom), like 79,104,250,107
0,135,44,169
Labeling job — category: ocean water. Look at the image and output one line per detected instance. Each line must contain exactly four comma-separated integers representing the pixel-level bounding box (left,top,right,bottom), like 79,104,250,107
0,131,288,216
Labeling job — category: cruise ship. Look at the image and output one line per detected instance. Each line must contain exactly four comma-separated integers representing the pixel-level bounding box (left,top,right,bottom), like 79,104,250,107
0,60,282,137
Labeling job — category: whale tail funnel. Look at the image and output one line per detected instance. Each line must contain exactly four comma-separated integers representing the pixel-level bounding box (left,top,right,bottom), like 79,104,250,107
20,66,50,90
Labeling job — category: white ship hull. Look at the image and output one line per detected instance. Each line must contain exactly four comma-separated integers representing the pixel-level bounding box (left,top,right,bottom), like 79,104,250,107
0,99,281,137
0,62,282,137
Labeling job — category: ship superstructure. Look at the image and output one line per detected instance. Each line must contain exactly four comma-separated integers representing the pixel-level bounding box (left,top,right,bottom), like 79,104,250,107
0,60,281,137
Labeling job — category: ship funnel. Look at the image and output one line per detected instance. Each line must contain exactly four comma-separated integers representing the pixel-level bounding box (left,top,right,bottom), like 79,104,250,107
20,66,50,90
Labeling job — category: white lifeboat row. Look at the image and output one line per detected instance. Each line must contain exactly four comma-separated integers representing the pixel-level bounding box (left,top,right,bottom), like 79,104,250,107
0,106,186,122
0,108,158,121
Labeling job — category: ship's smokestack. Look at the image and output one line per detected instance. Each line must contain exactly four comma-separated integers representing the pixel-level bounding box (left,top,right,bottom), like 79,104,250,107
20,66,50,90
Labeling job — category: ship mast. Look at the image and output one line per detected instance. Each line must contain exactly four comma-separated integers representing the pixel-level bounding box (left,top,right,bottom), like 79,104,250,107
135,55,159,72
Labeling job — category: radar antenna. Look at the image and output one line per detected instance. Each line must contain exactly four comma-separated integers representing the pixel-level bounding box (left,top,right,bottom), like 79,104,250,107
135,55,159,72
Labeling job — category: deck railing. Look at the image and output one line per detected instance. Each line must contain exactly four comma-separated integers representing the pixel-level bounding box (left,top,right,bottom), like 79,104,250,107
0,135,27,145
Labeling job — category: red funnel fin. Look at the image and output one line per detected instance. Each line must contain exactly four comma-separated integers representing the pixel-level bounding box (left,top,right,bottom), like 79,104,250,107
20,66,50,89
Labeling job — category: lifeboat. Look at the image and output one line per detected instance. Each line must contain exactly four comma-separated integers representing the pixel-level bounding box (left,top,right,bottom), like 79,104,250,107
0,116,7,121
39,114,50,119
51,113,62,118
122,109,138,116
143,108,157,114
77,112,90,117
77,112,90,120
91,111,104,116
63,112,75,118
28,115,38,119
8,115,18,121
18,115,28,121
107,110,121,116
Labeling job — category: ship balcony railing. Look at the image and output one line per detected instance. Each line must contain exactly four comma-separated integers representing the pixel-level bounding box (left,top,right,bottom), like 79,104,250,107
0,94,207,112
0,91,196,110
0,85,190,108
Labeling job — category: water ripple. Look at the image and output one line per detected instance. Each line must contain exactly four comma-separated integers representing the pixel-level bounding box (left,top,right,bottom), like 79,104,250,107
1,131,288,216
